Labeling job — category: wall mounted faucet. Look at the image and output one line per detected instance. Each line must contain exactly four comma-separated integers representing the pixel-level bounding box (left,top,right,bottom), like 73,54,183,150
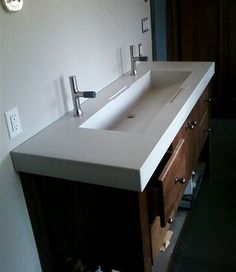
130,43,148,75
69,76,96,117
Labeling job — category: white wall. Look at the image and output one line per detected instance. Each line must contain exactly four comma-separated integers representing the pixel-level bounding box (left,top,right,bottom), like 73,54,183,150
0,1,152,271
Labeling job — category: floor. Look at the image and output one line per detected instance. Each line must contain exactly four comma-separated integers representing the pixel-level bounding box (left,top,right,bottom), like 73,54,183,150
168,119,236,271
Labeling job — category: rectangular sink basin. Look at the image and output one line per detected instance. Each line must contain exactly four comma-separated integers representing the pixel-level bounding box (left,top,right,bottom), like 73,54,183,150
80,70,191,133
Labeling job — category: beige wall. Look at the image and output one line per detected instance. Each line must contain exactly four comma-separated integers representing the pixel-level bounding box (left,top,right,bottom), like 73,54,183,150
0,1,152,271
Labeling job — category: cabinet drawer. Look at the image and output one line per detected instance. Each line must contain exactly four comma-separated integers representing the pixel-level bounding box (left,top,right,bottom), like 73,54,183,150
148,139,187,227
159,139,186,227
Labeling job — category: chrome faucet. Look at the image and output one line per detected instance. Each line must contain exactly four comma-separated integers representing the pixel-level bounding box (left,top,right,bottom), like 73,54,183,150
69,75,96,117
130,43,148,75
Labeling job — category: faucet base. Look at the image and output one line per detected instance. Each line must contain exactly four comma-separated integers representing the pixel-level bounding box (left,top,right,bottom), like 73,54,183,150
73,109,83,117
130,70,137,76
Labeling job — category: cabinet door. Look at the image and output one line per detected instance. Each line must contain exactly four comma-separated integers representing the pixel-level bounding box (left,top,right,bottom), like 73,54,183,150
184,101,200,176
198,109,209,152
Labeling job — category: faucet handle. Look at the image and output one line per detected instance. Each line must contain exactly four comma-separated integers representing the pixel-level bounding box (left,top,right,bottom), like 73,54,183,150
69,75,79,93
138,43,143,57
82,91,96,98
138,43,148,61
139,56,148,61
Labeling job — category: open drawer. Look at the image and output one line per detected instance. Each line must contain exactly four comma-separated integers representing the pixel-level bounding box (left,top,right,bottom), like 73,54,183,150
148,139,187,227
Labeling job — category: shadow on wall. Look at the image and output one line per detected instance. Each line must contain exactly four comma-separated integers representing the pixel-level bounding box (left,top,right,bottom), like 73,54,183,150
53,77,72,116
116,47,126,76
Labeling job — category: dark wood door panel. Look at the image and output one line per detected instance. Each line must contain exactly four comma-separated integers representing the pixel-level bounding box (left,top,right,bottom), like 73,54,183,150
167,0,236,117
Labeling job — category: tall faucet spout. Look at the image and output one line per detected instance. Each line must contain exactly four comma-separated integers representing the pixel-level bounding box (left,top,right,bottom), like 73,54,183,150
130,44,148,76
69,76,96,117
130,45,138,76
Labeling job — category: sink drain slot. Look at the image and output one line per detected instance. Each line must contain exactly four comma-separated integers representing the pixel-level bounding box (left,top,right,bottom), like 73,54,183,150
169,87,183,103
109,85,128,100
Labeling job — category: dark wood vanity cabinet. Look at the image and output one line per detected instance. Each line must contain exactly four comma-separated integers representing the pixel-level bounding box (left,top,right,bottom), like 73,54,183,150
20,173,153,272
20,87,210,272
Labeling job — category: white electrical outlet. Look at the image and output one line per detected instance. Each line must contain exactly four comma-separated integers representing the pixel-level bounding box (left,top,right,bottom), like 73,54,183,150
5,107,23,138
1,0,23,12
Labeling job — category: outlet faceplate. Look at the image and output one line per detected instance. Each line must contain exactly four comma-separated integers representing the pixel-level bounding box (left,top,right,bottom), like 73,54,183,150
1,0,23,12
141,17,149,33
5,107,23,138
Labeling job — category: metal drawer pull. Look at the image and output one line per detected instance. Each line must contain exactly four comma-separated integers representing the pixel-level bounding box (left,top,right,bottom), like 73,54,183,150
206,98,217,103
168,218,173,224
175,177,186,184
204,128,212,133
186,120,197,129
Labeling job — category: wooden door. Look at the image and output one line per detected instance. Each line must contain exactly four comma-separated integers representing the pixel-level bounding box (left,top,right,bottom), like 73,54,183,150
166,0,236,118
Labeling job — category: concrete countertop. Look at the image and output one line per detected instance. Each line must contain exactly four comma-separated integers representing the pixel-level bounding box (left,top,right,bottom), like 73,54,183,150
11,62,215,191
